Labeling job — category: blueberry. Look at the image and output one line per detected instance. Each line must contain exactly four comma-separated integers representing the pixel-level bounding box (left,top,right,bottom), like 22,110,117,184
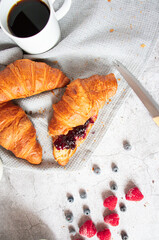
112,165,118,172
69,227,76,236
120,204,126,212
123,140,132,151
84,208,90,215
93,166,101,175
122,236,128,240
110,182,118,191
67,195,74,203
65,213,73,223
121,232,128,240
80,190,87,199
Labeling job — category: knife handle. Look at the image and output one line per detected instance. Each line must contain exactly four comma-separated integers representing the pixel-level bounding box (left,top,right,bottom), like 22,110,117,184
153,116,159,126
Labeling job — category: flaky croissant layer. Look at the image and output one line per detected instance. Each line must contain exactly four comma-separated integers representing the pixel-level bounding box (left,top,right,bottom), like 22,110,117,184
0,59,70,103
49,73,117,137
0,102,42,164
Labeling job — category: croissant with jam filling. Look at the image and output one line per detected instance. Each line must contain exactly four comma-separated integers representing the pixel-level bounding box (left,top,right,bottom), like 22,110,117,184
49,73,118,166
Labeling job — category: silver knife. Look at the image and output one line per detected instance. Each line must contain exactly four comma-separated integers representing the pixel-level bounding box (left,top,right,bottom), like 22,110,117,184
114,60,159,127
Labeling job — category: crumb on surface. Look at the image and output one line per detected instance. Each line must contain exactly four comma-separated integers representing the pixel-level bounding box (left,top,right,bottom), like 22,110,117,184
109,99,111,102
140,10,142,13
152,180,155,183
107,102,109,104
140,43,146,48
108,0,111,2
118,78,121,81
52,61,58,64
110,29,114,33
130,24,132,29
94,58,100,62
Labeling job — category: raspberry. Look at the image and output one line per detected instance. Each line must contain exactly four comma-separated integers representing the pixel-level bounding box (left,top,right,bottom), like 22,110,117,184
125,187,144,201
97,228,111,240
79,220,97,238
104,213,119,226
103,195,117,210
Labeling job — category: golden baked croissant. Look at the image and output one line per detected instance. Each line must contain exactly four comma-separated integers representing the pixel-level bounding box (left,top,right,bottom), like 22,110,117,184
0,102,42,164
49,73,118,166
0,59,70,103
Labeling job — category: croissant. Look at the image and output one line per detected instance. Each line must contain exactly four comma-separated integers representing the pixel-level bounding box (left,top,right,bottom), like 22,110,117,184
0,102,42,164
49,73,118,166
0,59,70,103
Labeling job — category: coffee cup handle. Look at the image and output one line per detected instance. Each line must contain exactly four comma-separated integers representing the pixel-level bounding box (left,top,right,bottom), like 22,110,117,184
51,0,71,20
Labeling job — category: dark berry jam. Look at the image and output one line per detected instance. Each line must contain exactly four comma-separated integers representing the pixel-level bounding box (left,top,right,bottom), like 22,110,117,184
54,118,94,150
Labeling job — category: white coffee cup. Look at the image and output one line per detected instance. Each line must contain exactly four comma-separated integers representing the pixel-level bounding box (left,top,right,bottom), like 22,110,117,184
0,0,71,54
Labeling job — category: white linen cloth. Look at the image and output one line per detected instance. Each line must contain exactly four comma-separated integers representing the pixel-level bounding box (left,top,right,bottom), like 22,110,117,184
0,0,159,171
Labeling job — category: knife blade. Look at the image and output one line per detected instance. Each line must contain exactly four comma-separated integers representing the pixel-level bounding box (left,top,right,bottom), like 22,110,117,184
114,60,159,126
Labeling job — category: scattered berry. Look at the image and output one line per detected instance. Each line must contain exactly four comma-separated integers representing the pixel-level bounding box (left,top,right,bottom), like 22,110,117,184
103,195,118,210
67,195,74,203
125,187,144,201
93,166,101,174
112,165,118,172
120,204,127,212
65,212,73,223
97,228,111,240
121,231,129,240
110,182,118,191
84,208,90,215
80,190,87,199
123,140,132,151
69,227,76,236
79,220,97,238
104,213,119,226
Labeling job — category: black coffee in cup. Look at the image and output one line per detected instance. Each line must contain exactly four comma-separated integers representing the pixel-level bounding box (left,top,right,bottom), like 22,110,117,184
7,0,50,38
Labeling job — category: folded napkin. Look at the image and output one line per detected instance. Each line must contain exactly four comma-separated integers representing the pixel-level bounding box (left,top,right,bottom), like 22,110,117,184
0,0,159,171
